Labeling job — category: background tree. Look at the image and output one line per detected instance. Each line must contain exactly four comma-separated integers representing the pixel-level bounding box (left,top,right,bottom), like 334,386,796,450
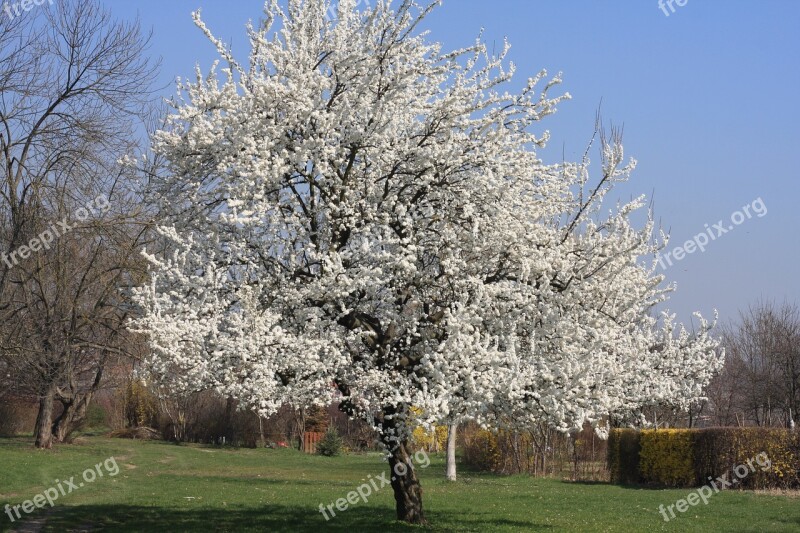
0,1,159,448
133,0,722,523
712,301,800,428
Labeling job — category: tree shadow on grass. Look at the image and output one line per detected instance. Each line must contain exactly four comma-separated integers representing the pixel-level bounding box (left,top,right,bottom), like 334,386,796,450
0,437,34,451
776,516,800,529
568,480,682,491
423,509,555,532
28,504,554,532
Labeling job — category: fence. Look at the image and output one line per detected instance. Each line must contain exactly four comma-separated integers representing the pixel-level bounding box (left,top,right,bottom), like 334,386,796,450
303,431,323,453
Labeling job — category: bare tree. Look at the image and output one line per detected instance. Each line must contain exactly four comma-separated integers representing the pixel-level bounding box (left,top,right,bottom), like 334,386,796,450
712,301,800,428
0,1,159,448
704,357,743,426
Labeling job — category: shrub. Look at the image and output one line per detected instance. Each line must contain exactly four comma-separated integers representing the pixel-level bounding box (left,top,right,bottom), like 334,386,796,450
693,427,800,489
412,424,448,452
608,427,800,489
408,407,448,452
120,380,159,428
84,403,108,430
463,429,503,472
639,429,694,486
317,427,344,457
463,423,608,479
0,399,37,436
608,429,641,485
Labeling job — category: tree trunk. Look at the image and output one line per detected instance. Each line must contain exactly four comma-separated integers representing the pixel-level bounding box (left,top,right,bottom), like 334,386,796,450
388,439,426,524
224,396,236,445
257,413,266,448
52,399,75,443
34,386,56,449
446,424,457,481
52,391,93,443
51,360,104,443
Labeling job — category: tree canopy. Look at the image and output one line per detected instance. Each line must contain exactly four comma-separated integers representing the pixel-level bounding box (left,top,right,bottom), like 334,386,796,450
131,0,723,522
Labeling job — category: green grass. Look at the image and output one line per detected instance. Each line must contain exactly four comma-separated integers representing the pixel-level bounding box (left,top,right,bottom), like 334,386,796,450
0,436,798,532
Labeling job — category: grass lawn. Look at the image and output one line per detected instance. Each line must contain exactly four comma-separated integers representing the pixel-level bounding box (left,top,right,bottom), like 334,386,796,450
1,436,798,532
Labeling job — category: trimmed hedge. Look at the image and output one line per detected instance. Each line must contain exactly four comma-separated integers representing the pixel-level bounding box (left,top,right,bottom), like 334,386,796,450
608,428,641,484
608,427,800,489
693,428,800,489
640,429,695,487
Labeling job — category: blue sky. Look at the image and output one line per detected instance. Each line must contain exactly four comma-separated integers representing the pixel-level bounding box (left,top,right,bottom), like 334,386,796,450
102,0,800,327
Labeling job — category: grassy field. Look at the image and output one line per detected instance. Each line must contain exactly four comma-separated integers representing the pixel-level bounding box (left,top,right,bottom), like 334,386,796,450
1,436,799,532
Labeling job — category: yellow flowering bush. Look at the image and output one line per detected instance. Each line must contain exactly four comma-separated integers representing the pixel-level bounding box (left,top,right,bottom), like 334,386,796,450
639,429,695,487
609,427,800,489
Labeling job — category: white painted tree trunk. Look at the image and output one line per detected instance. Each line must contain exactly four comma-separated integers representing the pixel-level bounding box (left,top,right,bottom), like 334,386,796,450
446,424,458,481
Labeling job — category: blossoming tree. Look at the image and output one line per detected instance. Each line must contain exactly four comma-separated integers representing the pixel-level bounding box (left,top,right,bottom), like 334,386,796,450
132,0,723,523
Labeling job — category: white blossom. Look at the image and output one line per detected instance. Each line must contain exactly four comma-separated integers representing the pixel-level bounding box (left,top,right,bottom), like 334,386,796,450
131,0,723,444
